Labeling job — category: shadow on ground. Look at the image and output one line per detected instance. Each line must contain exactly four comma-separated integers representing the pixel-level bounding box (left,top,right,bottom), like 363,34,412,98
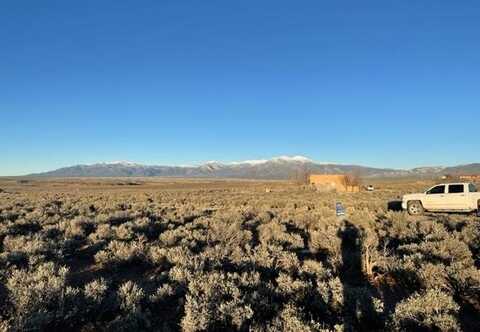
337,221,382,331
387,200,403,212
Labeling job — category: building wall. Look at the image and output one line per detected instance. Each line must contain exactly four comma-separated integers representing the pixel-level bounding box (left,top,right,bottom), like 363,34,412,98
346,185,360,193
309,174,348,192
459,175,480,182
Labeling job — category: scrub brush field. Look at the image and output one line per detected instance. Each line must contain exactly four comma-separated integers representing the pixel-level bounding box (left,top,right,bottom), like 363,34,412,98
0,178,479,331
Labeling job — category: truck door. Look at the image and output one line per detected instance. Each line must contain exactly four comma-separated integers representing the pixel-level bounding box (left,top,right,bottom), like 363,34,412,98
424,185,447,210
447,184,469,210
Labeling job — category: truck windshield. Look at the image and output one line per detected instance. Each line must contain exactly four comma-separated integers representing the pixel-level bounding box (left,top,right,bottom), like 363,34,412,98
469,183,478,192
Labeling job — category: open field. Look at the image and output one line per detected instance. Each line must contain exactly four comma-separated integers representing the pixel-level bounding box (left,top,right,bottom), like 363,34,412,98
0,178,479,331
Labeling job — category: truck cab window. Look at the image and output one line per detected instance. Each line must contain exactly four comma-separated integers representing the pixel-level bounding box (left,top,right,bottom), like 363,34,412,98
427,185,445,194
448,184,464,193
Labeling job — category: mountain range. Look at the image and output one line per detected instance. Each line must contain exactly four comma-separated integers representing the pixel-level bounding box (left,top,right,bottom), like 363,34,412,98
27,156,480,180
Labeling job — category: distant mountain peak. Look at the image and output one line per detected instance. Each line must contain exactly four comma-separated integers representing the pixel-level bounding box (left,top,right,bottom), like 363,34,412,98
410,166,445,173
26,156,480,179
203,161,223,165
99,161,143,166
271,155,313,163
229,155,313,166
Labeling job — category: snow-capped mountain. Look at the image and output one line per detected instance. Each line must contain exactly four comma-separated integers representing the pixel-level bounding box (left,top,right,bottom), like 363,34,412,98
103,161,143,167
26,156,480,179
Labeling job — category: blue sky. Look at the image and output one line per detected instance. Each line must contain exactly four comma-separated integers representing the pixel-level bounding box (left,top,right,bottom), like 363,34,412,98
1,1,479,175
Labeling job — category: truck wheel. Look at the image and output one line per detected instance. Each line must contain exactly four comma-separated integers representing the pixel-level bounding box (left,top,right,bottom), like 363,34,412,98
477,201,480,217
407,201,424,216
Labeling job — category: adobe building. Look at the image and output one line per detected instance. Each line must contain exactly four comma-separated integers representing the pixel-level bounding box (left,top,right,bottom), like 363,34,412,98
309,174,359,193
459,175,480,182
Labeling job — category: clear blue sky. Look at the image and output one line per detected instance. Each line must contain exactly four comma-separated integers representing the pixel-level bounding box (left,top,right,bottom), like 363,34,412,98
1,1,479,175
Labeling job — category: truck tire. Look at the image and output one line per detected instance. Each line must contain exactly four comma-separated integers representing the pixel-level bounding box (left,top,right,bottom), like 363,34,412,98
407,201,424,216
477,200,480,217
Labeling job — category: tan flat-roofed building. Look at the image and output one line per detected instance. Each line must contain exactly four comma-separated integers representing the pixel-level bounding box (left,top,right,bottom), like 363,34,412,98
459,175,480,182
309,174,359,192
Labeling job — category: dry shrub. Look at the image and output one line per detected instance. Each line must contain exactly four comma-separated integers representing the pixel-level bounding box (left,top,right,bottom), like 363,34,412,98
148,245,168,266
300,259,332,281
150,283,176,303
3,234,52,257
250,244,301,274
458,221,480,255
6,263,79,330
258,221,304,249
94,238,147,267
61,216,94,239
276,273,312,302
417,263,451,293
84,278,108,306
181,272,256,332
89,223,114,242
391,288,460,331
266,303,325,332
4,218,41,236
118,281,144,313
309,225,342,269
316,277,344,315
109,281,149,330
208,216,252,249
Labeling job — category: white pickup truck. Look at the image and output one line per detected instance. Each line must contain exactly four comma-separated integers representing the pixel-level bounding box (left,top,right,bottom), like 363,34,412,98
402,182,480,215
